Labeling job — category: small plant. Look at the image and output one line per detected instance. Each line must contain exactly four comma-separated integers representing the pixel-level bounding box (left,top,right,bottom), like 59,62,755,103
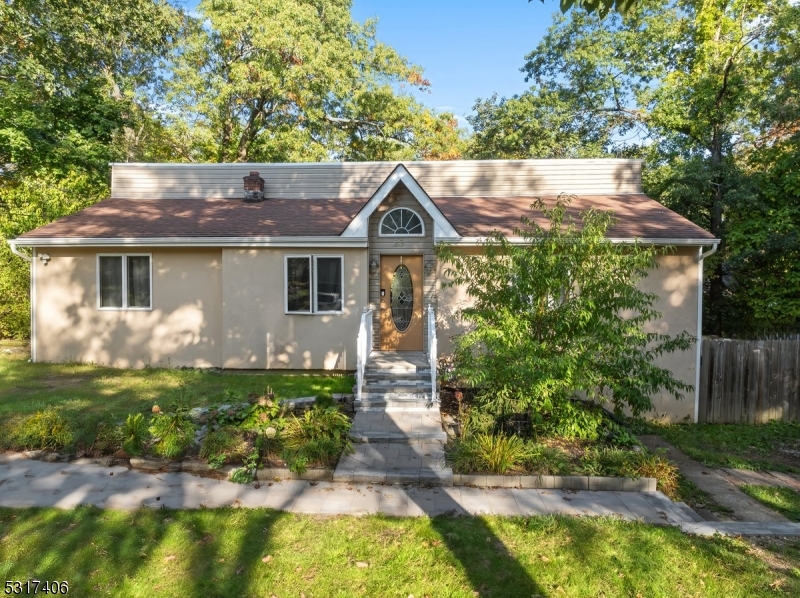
18,407,73,451
523,444,572,475
122,413,149,456
200,426,247,465
148,411,195,459
230,448,260,484
450,433,527,474
623,449,679,496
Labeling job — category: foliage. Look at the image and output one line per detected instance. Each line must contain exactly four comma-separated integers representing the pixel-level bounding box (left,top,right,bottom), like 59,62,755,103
741,485,800,522
478,0,800,336
15,407,73,451
282,406,352,473
122,413,149,456
148,411,195,459
165,0,463,162
439,197,694,424
522,444,572,476
200,427,248,466
315,392,336,409
71,413,122,456
229,447,260,484
450,433,528,475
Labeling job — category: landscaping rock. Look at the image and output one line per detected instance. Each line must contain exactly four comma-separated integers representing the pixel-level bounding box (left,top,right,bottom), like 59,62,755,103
41,452,61,463
130,457,170,471
23,450,43,460
188,407,210,423
194,425,208,445
181,461,214,474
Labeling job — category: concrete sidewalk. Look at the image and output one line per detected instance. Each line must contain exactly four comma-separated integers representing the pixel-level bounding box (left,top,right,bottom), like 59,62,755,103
3,453,800,537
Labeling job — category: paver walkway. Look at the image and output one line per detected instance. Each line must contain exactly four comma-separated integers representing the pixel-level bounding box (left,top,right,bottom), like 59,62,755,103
640,435,791,522
344,351,452,485
3,454,800,536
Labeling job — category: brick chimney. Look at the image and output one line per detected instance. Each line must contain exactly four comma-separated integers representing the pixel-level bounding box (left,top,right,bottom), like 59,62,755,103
243,171,265,202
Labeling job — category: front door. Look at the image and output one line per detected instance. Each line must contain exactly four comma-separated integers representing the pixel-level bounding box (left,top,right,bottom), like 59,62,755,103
379,255,423,351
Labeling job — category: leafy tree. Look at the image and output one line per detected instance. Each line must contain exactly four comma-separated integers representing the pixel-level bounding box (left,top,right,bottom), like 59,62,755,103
534,0,640,19
438,197,694,428
473,0,800,335
165,0,463,162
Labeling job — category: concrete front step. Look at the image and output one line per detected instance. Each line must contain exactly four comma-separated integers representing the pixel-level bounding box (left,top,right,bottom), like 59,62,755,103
361,391,432,400
363,380,432,389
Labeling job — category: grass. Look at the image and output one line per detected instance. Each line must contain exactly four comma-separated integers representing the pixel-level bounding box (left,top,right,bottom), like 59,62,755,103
644,420,800,473
741,486,800,522
0,340,354,420
1,507,799,597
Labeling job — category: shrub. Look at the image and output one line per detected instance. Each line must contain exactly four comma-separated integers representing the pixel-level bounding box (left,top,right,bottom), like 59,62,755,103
148,411,195,459
624,449,679,496
200,426,248,465
438,196,694,428
122,413,149,456
71,413,122,456
17,407,73,451
0,414,28,450
533,401,606,441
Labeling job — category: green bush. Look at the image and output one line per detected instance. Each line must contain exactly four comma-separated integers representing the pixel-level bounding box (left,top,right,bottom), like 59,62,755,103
122,413,149,456
71,414,121,456
17,407,73,451
522,444,572,475
200,426,247,465
148,411,195,459
0,414,27,450
282,407,351,473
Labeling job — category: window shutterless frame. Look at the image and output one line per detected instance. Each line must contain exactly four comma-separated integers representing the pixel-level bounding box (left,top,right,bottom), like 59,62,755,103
284,254,344,315
96,253,153,311
378,207,425,237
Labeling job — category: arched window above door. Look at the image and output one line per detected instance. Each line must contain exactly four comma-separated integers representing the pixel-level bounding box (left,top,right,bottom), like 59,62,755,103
379,208,425,236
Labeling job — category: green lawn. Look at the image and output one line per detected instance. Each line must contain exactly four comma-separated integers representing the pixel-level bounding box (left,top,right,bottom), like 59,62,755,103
1,508,798,597
741,486,800,522
646,421,800,473
0,341,354,420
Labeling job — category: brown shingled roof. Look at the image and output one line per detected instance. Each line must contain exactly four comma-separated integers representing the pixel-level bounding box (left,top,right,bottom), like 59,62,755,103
17,193,715,241
434,194,716,240
17,197,368,239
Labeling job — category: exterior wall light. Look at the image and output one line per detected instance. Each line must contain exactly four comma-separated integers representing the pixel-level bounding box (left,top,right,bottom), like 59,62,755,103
424,259,435,276
39,253,51,265
369,257,379,276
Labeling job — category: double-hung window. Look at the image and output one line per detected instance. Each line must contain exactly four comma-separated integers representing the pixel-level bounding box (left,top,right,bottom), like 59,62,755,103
97,254,152,310
285,255,343,314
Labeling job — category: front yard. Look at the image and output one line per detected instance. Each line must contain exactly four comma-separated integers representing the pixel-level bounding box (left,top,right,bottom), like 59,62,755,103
2,507,799,597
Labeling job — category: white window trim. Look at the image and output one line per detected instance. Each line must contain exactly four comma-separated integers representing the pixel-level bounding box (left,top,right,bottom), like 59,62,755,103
378,207,426,237
284,254,344,315
96,253,153,311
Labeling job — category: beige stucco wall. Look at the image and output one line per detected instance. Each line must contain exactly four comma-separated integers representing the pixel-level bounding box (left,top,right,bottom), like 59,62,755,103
434,246,700,422
221,248,368,370
33,247,223,368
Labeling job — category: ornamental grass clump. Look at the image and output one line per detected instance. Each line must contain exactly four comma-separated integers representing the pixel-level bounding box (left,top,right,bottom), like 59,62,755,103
450,433,528,475
282,406,352,473
148,411,195,459
17,407,73,451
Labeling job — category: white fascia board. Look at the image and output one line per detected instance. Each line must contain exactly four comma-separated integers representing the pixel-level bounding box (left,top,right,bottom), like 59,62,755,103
442,237,721,246
10,236,367,249
341,164,460,240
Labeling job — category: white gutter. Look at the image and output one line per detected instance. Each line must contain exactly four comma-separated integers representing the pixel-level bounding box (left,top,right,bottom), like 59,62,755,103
7,239,32,262
445,237,722,246
10,236,368,249
694,241,720,423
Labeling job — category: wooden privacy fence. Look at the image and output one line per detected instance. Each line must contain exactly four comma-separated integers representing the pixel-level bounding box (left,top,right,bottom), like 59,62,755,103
698,338,800,423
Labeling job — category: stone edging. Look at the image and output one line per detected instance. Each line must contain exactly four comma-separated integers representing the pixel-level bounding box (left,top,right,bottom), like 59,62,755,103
453,473,656,492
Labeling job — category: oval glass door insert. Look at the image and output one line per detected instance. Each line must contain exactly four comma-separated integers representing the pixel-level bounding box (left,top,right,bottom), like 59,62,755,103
391,264,413,332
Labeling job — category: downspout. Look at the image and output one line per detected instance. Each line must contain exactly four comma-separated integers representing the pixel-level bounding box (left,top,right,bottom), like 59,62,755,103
694,242,719,423
8,239,32,262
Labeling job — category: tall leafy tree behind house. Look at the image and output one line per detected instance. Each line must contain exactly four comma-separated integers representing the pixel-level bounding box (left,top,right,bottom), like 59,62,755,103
0,0,183,338
469,0,800,336
165,0,463,163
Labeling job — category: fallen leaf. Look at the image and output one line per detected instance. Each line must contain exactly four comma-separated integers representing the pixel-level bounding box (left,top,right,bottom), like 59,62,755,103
539,555,550,563
262,555,273,563
356,561,369,568
163,555,176,563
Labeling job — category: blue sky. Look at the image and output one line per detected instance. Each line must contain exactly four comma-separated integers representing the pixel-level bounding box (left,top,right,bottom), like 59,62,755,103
351,1,555,126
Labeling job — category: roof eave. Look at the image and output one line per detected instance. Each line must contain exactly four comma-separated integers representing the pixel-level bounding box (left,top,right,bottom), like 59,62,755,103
442,236,720,246
9,236,368,248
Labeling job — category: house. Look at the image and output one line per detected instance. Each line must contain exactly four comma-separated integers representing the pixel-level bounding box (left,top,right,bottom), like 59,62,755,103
8,159,718,421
